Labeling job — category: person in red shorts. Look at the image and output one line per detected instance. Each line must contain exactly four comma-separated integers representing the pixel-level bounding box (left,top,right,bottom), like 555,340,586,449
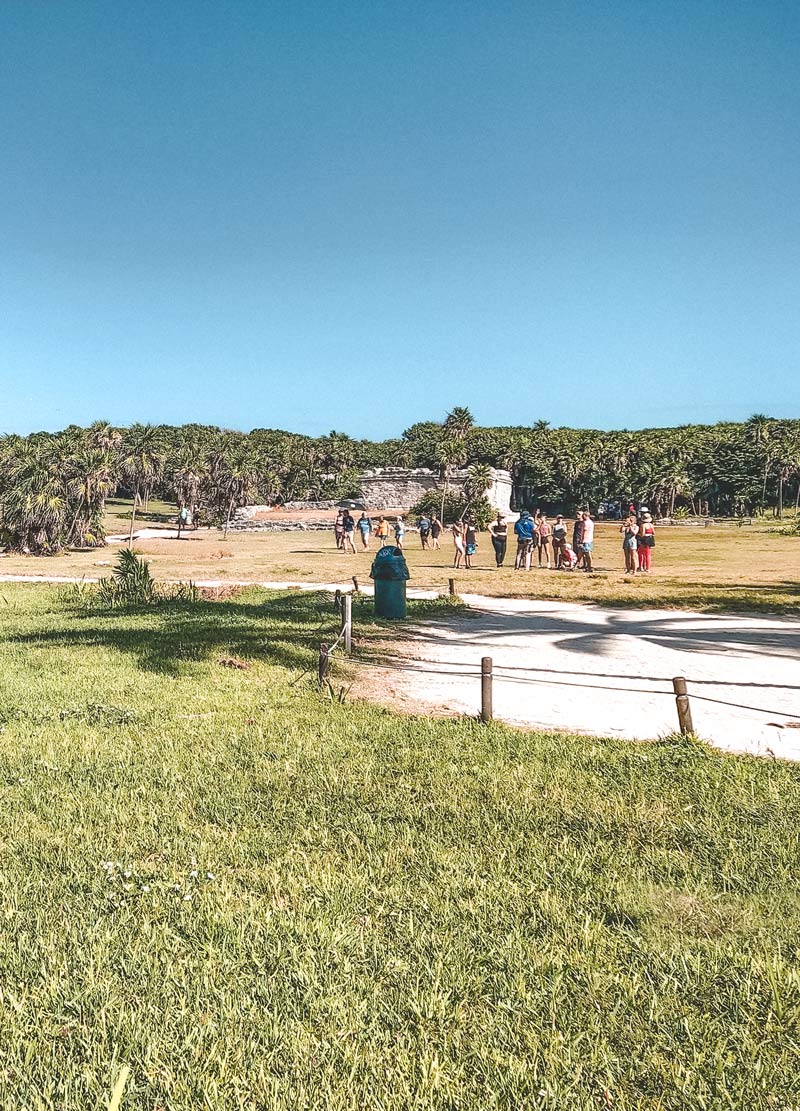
637,511,655,571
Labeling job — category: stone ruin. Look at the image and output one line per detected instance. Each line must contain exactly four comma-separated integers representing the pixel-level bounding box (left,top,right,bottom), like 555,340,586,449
358,467,513,514
232,467,514,530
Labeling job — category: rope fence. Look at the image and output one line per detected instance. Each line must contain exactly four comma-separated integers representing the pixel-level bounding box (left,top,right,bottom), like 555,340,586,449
312,588,800,731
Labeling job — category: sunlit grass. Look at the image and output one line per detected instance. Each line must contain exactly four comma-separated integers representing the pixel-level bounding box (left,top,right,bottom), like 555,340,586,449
0,585,798,1107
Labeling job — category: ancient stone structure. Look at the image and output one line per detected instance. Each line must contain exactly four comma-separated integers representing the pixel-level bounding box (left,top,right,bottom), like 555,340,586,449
358,467,513,514
233,467,514,530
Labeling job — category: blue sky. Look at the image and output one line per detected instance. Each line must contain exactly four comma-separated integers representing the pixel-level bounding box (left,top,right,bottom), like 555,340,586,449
1,1,798,436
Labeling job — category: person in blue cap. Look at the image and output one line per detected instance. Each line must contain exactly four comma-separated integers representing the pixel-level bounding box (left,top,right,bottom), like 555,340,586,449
514,510,535,570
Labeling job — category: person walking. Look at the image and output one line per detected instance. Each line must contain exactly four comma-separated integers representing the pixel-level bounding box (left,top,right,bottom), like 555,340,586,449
464,517,478,569
552,514,567,569
637,512,655,572
418,514,431,549
376,516,390,546
579,510,595,572
514,510,535,570
488,513,508,567
393,515,406,550
430,514,442,549
341,510,357,554
357,511,372,550
451,520,465,569
620,515,638,574
537,514,552,569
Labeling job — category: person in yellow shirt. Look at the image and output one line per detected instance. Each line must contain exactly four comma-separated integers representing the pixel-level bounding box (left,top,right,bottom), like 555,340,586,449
375,516,390,546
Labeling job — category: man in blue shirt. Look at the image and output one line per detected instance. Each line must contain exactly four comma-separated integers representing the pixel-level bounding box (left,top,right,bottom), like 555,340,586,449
514,510,535,571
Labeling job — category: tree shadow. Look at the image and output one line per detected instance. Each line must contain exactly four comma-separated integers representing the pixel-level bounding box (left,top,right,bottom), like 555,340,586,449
9,592,341,676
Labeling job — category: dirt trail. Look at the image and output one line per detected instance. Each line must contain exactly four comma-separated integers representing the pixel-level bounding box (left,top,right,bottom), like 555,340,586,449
2,568,798,758
359,595,800,761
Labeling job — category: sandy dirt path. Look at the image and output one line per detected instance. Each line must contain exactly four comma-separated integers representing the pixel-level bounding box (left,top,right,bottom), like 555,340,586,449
359,595,800,761
2,568,798,758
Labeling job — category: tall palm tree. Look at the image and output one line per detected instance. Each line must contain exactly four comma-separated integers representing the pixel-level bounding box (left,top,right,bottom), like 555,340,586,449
435,438,467,521
120,424,166,544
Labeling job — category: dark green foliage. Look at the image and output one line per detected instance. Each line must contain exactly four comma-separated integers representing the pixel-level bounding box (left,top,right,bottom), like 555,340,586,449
411,490,494,527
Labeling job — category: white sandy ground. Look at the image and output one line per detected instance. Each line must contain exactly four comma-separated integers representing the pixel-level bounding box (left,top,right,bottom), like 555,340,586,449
364,595,800,761
1,559,798,760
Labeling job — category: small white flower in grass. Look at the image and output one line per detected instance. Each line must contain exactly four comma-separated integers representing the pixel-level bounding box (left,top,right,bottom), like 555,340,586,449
173,883,181,892
206,872,215,881
141,884,150,893
183,891,193,901
189,869,199,879
123,870,132,879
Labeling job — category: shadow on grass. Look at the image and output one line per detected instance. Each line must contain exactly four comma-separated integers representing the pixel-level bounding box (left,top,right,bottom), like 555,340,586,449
10,591,344,676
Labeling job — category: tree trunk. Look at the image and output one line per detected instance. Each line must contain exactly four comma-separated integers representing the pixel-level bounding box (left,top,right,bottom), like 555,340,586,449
128,482,140,545
224,496,235,540
778,475,784,519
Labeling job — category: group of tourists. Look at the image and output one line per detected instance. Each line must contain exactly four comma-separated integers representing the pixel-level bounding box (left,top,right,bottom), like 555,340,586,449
333,504,656,573
334,510,443,553
494,509,596,572
619,509,656,573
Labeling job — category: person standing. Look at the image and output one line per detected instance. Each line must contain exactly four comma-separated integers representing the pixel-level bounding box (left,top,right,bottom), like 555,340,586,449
393,515,406,550
451,520,465,569
537,514,552,569
334,510,345,550
514,510,535,571
376,516,390,546
572,515,584,569
357,511,372,550
430,514,442,550
418,514,431,549
464,517,477,569
579,510,595,572
488,513,508,567
620,515,638,574
341,510,356,554
552,514,567,569
637,512,655,572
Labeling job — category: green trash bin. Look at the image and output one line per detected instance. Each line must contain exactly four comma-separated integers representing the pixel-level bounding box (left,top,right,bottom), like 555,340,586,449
370,545,410,618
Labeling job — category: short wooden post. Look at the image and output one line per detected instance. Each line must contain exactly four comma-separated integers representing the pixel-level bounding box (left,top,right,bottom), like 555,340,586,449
318,643,330,685
333,588,342,613
342,593,352,656
352,576,359,592
448,578,456,597
481,656,493,722
672,676,694,734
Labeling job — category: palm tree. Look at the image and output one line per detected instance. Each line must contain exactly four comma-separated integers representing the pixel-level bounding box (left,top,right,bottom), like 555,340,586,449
120,424,166,544
443,406,474,443
461,463,493,520
435,438,467,521
745,413,775,512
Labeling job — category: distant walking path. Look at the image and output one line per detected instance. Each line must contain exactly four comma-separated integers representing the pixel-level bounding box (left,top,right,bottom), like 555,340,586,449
3,570,798,759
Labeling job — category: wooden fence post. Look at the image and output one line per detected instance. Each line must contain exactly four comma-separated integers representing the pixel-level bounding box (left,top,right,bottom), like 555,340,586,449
672,676,694,735
318,643,330,686
481,656,493,722
448,578,456,597
342,594,353,656
352,576,359,592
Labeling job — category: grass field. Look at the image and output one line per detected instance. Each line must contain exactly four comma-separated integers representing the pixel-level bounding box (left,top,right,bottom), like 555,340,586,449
1,501,799,615
1,584,799,1108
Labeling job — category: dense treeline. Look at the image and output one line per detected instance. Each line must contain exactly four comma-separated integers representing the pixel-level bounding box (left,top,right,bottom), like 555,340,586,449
1,409,799,552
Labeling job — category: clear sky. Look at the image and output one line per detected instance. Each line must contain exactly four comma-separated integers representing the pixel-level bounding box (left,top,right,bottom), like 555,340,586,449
1,1,798,437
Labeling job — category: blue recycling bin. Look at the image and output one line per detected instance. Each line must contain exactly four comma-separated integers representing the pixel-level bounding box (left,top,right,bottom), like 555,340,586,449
370,545,410,618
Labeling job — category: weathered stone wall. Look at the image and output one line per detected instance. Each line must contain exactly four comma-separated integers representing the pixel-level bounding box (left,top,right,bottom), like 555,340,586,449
359,467,513,513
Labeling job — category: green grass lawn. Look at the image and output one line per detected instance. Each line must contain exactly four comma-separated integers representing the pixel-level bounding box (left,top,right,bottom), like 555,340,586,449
0,585,799,1109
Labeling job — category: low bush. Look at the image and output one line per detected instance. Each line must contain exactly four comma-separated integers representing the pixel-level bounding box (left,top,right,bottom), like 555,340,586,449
410,490,494,528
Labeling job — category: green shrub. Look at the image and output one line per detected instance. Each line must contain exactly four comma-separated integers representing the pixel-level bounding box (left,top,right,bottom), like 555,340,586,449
410,491,494,528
